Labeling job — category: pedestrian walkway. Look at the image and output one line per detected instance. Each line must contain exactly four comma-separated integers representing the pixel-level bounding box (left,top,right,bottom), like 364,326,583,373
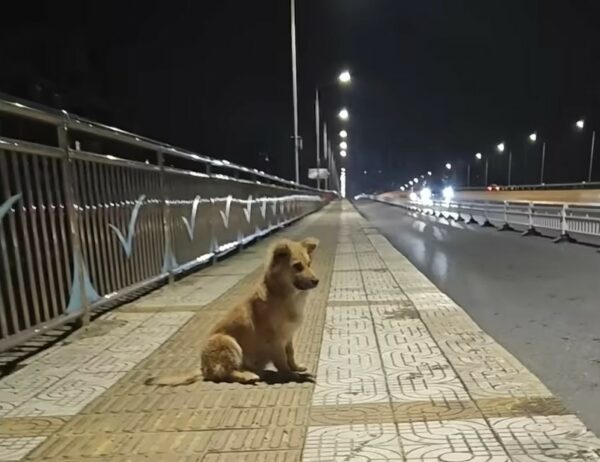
1,201,599,461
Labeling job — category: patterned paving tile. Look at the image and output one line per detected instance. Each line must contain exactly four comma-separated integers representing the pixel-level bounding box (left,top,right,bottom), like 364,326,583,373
0,437,46,461
396,418,509,460
303,423,403,461
7,371,126,417
491,415,600,461
309,404,395,426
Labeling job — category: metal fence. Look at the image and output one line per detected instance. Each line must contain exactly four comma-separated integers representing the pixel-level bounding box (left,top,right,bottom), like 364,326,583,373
0,97,332,351
372,196,600,243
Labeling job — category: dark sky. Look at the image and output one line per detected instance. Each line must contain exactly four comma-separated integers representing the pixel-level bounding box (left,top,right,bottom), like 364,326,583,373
1,0,599,193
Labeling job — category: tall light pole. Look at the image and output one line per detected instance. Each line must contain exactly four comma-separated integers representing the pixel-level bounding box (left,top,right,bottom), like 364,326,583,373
475,152,488,186
314,71,351,189
497,142,512,185
529,132,546,184
576,119,597,182
290,0,300,183
314,89,320,188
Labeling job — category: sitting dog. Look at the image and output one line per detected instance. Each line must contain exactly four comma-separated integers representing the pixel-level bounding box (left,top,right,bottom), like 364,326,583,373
145,237,319,386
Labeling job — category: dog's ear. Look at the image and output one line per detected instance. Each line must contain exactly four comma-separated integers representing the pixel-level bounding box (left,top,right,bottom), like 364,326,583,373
271,240,291,264
300,237,319,255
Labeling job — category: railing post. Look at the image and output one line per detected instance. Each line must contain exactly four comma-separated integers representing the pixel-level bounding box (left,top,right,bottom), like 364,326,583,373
498,201,514,231
158,151,175,284
553,203,576,243
58,111,90,326
480,201,495,228
522,202,541,236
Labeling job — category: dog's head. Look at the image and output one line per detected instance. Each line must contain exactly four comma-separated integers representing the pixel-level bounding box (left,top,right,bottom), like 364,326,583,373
268,237,320,290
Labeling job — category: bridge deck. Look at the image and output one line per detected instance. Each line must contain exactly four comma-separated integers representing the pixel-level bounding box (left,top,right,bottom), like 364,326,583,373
1,201,599,461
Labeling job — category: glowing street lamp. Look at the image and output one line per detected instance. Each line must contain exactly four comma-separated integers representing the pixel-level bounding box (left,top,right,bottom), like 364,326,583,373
413,177,419,184
340,150,347,158
338,108,349,120
497,142,505,153
529,132,537,142
427,171,432,176
338,70,351,84
339,130,348,138
339,141,348,150
445,163,452,170
475,153,488,185
575,118,596,182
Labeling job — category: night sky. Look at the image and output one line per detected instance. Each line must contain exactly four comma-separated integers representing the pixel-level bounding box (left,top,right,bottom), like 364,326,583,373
1,0,599,194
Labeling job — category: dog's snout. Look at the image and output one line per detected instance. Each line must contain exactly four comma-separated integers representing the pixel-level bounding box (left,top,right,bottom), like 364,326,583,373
311,278,319,287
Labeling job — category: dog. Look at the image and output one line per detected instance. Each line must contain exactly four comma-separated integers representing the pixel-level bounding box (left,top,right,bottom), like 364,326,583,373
145,237,319,386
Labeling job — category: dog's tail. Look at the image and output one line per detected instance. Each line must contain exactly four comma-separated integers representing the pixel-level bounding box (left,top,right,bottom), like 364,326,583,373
144,368,202,387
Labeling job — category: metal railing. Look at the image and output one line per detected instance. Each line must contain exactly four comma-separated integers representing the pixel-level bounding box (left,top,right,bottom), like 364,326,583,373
0,97,333,351
372,196,600,244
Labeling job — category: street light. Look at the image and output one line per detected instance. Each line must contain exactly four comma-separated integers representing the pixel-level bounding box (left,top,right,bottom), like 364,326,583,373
340,150,347,158
497,142,512,185
290,0,300,183
529,131,546,184
413,177,419,184
339,130,348,138
314,73,351,190
338,108,349,120
445,163,452,170
427,171,432,176
339,141,348,150
338,70,351,84
409,180,414,185
575,118,596,182
475,153,488,185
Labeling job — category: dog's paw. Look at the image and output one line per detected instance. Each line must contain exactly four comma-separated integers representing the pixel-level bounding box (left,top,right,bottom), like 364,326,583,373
294,371,315,383
292,364,307,372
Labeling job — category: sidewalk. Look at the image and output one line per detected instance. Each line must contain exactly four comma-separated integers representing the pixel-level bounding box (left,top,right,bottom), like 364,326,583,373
1,201,599,461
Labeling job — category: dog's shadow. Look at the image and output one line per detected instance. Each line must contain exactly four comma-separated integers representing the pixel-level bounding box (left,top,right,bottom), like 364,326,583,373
255,370,315,385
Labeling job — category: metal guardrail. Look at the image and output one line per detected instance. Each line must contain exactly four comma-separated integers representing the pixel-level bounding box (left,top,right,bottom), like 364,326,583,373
372,196,600,244
0,97,333,351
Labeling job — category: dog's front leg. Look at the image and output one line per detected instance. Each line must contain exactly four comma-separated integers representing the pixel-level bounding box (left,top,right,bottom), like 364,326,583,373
272,343,314,383
285,341,306,372
272,344,292,373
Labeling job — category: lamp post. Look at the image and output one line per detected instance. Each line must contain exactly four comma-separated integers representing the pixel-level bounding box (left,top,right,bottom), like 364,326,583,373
290,0,300,183
475,152,488,186
497,142,512,185
314,71,351,189
576,119,597,182
529,132,547,184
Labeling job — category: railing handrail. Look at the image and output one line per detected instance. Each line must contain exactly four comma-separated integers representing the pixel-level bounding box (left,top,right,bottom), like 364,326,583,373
459,181,600,191
0,95,329,194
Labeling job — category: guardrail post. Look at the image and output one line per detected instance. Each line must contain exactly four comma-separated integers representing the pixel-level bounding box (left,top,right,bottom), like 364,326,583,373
522,202,541,237
480,202,495,228
58,111,90,326
158,151,175,284
498,201,514,231
553,204,576,243
454,203,465,222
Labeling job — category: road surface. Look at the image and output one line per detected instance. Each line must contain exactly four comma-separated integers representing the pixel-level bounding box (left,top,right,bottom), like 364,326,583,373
380,188,600,204
355,199,600,434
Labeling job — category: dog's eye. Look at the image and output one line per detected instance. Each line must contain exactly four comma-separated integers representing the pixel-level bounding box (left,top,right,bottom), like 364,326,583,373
293,262,304,272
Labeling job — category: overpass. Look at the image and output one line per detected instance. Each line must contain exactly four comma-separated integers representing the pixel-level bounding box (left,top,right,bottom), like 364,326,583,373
1,100,600,460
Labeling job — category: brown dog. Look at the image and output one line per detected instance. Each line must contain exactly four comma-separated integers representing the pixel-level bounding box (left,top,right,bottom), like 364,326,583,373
145,237,319,386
